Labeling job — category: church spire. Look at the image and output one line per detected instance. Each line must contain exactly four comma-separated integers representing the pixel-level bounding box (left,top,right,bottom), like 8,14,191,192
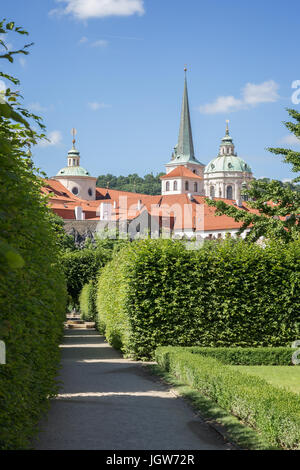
176,68,195,160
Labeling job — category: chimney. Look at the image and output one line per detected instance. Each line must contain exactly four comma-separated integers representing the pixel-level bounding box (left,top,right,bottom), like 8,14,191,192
100,202,112,221
236,199,243,208
75,206,83,220
137,200,142,211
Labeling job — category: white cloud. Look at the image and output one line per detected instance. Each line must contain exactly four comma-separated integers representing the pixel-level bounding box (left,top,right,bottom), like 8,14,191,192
0,80,6,93
243,80,279,105
39,130,63,147
199,96,244,114
29,102,48,113
88,101,111,110
280,134,300,147
0,80,6,103
19,57,26,67
50,0,145,20
78,36,88,44
199,80,280,114
90,39,108,48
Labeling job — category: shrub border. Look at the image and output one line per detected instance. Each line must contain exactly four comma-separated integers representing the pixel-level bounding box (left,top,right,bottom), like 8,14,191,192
155,347,300,450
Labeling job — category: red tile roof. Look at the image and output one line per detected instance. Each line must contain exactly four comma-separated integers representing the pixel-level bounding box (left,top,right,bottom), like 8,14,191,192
43,178,258,231
160,165,202,180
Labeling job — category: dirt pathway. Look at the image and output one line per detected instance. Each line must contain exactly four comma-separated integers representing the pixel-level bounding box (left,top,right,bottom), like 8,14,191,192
35,329,233,450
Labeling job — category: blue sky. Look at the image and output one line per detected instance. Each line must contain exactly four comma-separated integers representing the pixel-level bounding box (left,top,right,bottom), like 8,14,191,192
2,0,300,181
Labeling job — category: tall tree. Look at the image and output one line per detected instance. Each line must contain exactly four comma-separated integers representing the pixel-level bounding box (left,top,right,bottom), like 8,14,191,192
206,108,300,243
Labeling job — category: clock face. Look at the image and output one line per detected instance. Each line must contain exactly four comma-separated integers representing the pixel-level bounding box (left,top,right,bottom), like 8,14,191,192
72,186,78,195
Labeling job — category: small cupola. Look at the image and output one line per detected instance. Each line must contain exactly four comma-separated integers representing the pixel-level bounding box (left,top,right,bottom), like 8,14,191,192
68,128,80,167
219,120,236,157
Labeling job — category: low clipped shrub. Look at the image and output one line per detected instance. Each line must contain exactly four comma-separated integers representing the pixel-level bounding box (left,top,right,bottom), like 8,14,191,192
187,347,295,365
96,238,300,359
79,280,97,322
155,347,300,449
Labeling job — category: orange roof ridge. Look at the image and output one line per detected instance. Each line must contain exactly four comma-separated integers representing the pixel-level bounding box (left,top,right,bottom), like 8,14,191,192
160,165,202,180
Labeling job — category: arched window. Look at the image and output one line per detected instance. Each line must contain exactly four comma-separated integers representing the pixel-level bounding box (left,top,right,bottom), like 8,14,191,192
226,185,233,199
166,181,170,192
210,186,215,198
194,182,198,192
173,181,178,191
185,181,189,191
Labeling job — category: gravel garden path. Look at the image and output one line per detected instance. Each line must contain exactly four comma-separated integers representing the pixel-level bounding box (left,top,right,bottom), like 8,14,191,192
35,328,233,450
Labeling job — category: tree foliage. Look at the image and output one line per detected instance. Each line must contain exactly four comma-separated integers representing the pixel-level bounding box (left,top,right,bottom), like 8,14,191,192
96,172,164,195
206,109,300,242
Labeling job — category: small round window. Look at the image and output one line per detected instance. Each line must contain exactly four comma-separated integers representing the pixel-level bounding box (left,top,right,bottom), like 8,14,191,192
72,186,78,195
88,188,93,197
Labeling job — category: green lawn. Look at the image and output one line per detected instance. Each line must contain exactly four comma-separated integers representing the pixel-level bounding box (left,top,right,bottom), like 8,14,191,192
231,365,300,395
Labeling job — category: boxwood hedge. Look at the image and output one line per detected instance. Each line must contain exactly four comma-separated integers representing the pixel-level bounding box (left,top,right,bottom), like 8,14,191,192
186,347,295,365
0,155,67,449
0,103,67,449
155,347,300,449
96,238,300,359
79,280,97,322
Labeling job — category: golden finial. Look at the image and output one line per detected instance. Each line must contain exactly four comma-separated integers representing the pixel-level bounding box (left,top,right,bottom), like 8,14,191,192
184,65,188,73
225,120,229,135
71,127,77,147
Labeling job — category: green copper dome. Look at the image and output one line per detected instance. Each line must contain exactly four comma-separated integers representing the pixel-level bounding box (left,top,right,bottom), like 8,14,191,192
204,155,252,174
56,166,91,176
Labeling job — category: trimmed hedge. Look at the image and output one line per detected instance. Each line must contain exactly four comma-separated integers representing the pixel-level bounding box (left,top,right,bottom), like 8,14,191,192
155,347,300,449
96,238,300,359
0,154,67,449
79,280,97,322
96,248,131,350
187,347,295,365
62,247,111,304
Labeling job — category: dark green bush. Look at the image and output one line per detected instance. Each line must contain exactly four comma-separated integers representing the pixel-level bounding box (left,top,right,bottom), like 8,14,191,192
96,238,300,359
155,347,300,449
187,347,295,365
0,145,67,449
62,247,111,304
0,21,67,448
79,280,97,322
